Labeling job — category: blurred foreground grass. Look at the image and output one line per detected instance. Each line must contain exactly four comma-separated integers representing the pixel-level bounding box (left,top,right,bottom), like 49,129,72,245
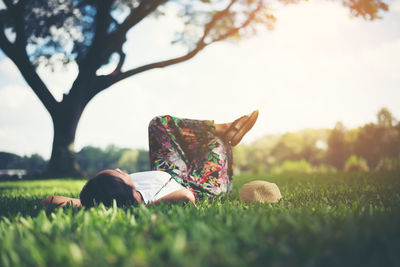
0,171,399,267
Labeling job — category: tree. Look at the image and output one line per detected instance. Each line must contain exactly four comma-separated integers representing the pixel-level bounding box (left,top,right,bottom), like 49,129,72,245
354,108,400,169
0,151,47,174
377,107,395,127
117,149,150,173
0,152,21,169
271,132,304,162
297,129,328,166
326,122,349,170
76,146,109,176
76,145,130,176
22,153,47,174
0,0,389,177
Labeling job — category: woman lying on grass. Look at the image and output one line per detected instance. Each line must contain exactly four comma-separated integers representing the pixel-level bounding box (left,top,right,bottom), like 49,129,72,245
42,111,259,208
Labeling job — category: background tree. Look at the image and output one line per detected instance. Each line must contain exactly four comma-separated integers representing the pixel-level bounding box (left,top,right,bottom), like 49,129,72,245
117,149,150,173
233,134,280,173
76,145,133,176
326,122,349,170
354,108,400,169
0,152,47,175
297,129,328,166
271,132,304,162
0,0,389,176
377,107,395,127
76,146,111,176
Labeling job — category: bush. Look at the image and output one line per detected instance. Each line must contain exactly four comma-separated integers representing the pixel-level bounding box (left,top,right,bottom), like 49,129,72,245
375,156,400,171
270,159,313,174
344,155,369,172
315,164,337,173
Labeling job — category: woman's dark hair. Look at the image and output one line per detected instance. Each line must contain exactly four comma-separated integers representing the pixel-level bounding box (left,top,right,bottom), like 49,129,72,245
80,172,136,207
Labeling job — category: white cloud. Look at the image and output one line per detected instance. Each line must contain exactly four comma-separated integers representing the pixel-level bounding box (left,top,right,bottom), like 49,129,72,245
0,55,79,102
0,84,40,110
392,0,400,12
0,58,21,81
36,59,79,102
0,84,52,158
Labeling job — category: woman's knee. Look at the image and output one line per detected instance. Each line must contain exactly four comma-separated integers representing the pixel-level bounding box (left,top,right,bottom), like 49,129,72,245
148,115,171,129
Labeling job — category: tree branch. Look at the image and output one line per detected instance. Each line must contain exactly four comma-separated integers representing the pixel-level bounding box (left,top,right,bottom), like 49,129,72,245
77,0,115,73
11,53,59,116
13,0,28,48
118,0,166,35
200,0,238,44
110,48,126,76
3,0,26,49
0,21,13,55
90,0,262,96
2,0,27,48
79,0,165,75
110,14,120,27
99,0,166,68
210,1,263,43
96,43,206,91
92,0,261,94
70,0,116,104
0,2,58,116
2,0,13,9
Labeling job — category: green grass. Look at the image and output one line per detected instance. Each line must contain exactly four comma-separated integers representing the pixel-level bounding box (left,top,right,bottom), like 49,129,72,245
1,171,400,267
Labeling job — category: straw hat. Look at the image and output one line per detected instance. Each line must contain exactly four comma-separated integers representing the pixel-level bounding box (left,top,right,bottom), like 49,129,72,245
240,180,282,203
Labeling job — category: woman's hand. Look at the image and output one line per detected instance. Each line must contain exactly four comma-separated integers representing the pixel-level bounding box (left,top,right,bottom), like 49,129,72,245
42,196,82,208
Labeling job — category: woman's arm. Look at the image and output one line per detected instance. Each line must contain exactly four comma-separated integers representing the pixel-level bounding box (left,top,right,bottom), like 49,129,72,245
151,189,195,205
42,196,82,208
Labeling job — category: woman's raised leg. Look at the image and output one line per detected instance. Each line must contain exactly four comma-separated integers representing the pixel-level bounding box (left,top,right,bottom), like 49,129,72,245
148,115,233,199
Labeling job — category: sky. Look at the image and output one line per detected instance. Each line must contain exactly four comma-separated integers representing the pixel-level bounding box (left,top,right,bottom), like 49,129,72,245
1,0,400,159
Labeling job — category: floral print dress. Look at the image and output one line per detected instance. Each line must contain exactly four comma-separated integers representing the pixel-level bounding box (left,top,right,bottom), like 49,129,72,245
148,115,233,199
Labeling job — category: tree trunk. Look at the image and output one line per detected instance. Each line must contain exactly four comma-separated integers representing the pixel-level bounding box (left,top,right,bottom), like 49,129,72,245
46,101,85,178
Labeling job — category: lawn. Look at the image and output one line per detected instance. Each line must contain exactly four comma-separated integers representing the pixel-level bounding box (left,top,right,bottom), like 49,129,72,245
0,171,399,267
